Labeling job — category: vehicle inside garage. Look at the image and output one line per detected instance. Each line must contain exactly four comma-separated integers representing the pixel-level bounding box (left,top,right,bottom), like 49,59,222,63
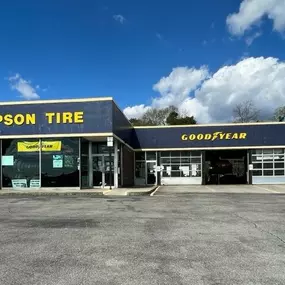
205,150,248,185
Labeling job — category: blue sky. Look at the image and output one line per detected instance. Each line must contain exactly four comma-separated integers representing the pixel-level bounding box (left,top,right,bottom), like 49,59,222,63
0,0,285,122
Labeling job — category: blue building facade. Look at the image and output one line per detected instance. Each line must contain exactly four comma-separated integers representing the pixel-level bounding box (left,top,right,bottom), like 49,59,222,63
0,97,284,189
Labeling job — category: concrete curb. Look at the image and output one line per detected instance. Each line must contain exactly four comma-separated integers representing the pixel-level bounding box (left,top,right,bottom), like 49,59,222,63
0,191,104,197
0,186,158,198
127,186,158,196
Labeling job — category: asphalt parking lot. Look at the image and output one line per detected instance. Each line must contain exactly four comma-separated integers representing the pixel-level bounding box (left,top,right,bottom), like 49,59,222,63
1,194,285,285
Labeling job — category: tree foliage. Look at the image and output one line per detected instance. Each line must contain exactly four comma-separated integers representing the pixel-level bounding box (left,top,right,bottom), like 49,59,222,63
166,111,197,125
129,118,147,126
233,100,260,123
129,106,197,126
273,106,285,122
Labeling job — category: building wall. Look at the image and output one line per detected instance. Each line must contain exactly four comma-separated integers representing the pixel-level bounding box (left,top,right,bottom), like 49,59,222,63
122,145,134,186
112,102,133,146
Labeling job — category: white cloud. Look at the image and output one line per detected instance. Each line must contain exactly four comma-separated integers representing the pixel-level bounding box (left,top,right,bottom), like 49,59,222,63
123,66,209,119
245,31,262,46
152,66,209,108
123,104,151,119
227,0,285,36
178,97,212,123
8,73,40,100
124,57,285,123
195,57,285,122
113,14,126,24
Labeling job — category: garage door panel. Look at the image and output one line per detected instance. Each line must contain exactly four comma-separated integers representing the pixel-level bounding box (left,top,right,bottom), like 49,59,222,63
161,177,202,185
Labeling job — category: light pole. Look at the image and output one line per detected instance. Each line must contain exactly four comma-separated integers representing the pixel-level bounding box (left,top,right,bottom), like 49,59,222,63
107,137,113,190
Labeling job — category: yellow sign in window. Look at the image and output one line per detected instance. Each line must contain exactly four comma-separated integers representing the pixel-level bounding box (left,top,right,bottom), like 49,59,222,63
17,141,62,152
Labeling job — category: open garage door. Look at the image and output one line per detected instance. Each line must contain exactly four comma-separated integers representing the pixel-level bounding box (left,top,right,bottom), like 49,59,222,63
205,150,248,185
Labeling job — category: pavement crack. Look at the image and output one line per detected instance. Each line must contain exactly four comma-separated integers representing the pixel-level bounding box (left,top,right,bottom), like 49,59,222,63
233,213,285,245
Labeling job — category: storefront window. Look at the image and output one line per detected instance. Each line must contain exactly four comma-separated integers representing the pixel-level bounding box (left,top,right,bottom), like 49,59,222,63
41,138,80,187
135,152,146,184
135,152,145,161
2,139,40,188
92,143,114,155
146,152,156,160
135,161,146,179
81,139,89,188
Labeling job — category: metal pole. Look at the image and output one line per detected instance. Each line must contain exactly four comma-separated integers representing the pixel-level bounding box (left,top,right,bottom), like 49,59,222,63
0,139,2,189
78,138,81,189
109,147,112,189
107,136,113,190
39,138,42,188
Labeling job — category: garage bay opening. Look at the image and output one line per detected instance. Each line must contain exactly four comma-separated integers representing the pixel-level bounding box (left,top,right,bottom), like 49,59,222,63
205,150,248,185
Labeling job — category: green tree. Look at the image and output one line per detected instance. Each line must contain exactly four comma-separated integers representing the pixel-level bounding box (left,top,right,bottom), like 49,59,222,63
129,106,177,126
166,111,197,125
129,118,149,126
129,106,197,126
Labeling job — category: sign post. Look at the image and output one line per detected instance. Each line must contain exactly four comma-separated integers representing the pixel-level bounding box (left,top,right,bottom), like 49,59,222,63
107,137,113,190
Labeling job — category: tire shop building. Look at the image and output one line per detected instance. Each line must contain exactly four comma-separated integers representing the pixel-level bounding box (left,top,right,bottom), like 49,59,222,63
0,97,284,190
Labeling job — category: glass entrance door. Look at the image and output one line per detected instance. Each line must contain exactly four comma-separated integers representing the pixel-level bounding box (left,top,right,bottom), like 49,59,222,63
92,155,114,188
104,155,114,187
146,161,156,185
92,156,104,187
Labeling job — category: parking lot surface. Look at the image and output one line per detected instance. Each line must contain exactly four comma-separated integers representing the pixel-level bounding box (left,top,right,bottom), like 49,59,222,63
1,194,285,285
154,185,285,195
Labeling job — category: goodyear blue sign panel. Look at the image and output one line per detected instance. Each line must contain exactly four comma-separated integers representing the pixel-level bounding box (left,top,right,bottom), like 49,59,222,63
0,100,113,136
133,124,285,149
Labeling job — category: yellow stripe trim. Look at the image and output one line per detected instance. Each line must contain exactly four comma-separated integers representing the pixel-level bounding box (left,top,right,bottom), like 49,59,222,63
0,97,113,106
0,132,113,139
134,145,285,151
134,122,285,128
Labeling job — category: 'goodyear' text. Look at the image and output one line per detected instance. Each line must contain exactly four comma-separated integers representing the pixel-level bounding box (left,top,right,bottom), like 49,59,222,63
181,131,247,141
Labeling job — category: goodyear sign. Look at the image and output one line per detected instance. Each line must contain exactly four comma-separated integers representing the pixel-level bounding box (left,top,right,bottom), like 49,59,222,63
17,141,62,152
0,111,84,126
132,126,261,149
181,132,247,141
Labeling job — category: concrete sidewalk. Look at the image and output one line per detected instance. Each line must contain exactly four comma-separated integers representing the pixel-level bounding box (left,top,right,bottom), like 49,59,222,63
103,186,156,196
0,186,157,197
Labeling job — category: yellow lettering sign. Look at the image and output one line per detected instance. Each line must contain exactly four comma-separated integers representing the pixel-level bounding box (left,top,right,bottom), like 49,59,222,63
45,112,55,124
239,133,247,139
0,111,84,126
181,132,247,141
17,141,62,152
181,134,188,141
204,134,211,140
62,112,73,123
45,112,84,124
74,111,84,123
0,113,36,126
